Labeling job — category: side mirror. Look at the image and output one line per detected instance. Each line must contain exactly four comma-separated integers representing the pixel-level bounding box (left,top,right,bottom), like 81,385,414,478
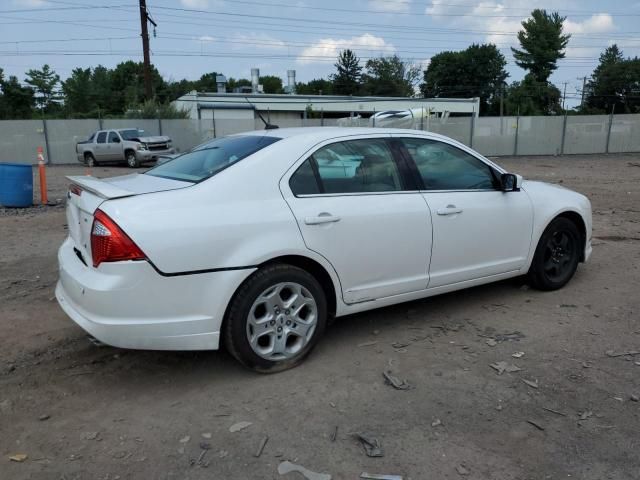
500,173,521,192
113,137,120,143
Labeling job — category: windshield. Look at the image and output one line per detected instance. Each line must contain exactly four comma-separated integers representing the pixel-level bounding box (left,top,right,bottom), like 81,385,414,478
120,129,141,140
145,135,281,183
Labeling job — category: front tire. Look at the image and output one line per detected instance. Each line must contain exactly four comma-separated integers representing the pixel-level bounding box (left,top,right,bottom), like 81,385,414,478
126,151,140,168
223,264,327,373
84,153,97,167
528,217,581,291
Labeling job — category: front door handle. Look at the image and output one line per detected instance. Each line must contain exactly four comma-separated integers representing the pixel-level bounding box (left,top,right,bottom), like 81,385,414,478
436,205,463,216
304,213,341,225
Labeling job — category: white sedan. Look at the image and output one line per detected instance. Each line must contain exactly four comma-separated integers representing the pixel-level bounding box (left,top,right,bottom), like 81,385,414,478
56,127,592,372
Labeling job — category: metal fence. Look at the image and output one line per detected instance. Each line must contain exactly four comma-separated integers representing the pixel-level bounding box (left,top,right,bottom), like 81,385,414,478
1,114,640,165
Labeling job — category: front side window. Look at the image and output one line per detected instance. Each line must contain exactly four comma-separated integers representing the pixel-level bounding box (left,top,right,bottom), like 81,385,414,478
399,138,496,190
96,132,107,144
289,138,402,195
108,131,120,143
146,135,281,183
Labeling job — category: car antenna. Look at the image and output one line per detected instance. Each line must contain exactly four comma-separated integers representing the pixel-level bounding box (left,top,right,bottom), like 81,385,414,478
244,97,279,130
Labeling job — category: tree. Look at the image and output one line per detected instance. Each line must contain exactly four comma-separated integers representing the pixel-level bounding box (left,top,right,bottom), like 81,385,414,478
109,61,167,113
90,65,114,115
296,78,334,95
504,76,562,115
226,77,251,92
585,46,640,114
361,55,420,97
259,75,284,94
25,64,61,113
511,9,571,83
125,99,190,119
0,71,35,119
62,68,94,116
420,43,508,115
332,49,362,95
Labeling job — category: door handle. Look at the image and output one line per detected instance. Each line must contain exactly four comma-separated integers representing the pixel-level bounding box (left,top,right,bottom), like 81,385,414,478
304,214,341,225
436,205,463,216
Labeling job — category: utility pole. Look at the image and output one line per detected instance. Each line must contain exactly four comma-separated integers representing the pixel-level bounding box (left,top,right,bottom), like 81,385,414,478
561,82,568,111
138,0,157,100
577,76,588,110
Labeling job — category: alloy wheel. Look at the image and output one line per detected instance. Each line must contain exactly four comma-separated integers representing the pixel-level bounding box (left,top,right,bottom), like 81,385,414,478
246,282,318,361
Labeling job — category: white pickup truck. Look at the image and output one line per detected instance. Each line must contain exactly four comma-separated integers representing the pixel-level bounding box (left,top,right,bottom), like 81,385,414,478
76,128,176,168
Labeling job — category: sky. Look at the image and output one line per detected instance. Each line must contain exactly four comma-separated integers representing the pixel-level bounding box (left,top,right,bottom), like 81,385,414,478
2,0,640,107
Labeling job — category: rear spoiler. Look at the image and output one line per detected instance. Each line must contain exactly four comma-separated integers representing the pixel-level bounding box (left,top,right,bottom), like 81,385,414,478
66,175,135,200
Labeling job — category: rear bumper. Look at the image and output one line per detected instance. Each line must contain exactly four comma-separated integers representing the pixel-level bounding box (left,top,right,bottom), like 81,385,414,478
55,237,254,350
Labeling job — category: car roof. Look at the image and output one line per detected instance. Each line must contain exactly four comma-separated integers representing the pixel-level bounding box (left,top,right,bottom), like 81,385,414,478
237,127,454,144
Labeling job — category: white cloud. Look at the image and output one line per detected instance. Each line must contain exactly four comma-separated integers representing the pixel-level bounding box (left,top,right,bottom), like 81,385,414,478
369,0,410,13
425,1,616,52
297,34,395,64
564,14,614,34
180,0,211,8
232,33,287,51
12,0,49,7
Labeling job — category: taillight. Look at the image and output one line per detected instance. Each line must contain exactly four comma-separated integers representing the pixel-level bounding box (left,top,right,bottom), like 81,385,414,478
91,209,146,267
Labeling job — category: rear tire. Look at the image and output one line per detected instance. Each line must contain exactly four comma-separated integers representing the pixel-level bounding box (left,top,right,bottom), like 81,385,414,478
527,217,581,291
126,151,139,168
223,264,327,373
84,153,97,167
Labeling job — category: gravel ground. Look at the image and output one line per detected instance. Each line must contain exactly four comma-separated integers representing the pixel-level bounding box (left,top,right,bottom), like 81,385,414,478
1,155,639,480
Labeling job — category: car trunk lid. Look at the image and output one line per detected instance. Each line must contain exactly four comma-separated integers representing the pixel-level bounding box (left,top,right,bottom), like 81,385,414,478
65,173,191,265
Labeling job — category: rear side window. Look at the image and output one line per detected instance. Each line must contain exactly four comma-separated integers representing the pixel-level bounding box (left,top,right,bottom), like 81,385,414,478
399,138,496,191
96,132,107,144
289,138,402,195
146,135,281,183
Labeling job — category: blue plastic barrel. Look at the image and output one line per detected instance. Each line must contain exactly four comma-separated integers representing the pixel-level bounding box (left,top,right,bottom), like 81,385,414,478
0,163,33,207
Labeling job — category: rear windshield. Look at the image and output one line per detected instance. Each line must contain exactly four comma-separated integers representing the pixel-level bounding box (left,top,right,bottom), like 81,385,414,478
145,135,281,183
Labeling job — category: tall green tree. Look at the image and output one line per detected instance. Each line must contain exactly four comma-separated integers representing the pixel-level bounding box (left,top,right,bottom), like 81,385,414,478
25,64,61,113
511,9,571,83
361,55,420,97
585,46,640,114
332,49,362,95
62,67,94,116
0,71,35,119
90,65,114,115
421,43,508,115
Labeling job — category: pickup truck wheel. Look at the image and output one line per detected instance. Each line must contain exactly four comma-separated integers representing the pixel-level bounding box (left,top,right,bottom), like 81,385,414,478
126,151,139,168
84,153,97,167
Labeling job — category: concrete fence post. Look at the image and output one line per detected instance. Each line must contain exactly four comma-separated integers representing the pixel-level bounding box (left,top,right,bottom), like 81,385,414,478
372,108,376,128
513,110,520,156
212,109,216,138
560,113,568,155
605,106,615,154
158,118,163,136
42,119,52,165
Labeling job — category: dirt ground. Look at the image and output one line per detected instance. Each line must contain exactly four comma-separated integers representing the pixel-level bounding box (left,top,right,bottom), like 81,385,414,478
1,154,639,480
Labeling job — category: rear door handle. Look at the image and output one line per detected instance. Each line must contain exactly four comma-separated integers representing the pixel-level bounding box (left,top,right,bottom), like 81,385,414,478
304,214,341,225
436,205,463,216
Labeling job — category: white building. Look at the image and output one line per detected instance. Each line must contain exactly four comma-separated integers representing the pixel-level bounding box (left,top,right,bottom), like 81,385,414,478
173,92,481,124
